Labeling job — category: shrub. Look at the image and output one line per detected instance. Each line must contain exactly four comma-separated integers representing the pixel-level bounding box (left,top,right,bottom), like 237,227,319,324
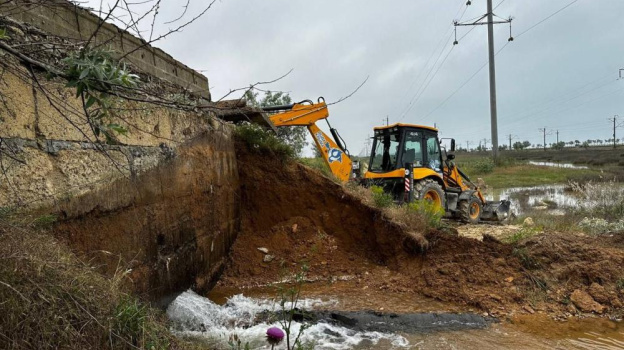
407,200,444,229
370,186,393,208
570,180,624,222
472,157,495,174
235,123,294,161
504,226,541,244
578,217,624,234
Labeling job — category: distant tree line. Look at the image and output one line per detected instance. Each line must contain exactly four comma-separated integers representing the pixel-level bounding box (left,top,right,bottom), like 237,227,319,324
462,138,622,152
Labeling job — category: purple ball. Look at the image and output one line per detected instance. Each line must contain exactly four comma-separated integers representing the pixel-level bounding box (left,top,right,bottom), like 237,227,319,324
266,327,285,343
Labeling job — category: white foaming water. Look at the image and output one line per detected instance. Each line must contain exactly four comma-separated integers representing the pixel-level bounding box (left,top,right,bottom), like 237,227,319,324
166,290,409,349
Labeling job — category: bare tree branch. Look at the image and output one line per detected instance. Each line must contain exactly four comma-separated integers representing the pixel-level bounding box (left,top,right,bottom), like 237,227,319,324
327,76,369,106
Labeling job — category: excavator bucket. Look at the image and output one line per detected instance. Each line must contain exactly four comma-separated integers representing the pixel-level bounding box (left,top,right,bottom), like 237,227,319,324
480,200,512,222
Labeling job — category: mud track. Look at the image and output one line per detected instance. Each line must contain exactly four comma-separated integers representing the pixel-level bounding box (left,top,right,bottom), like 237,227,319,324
217,143,624,319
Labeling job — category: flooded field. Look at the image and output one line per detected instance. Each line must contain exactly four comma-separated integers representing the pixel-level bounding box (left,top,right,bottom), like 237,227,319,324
528,161,589,169
167,289,624,350
487,184,578,216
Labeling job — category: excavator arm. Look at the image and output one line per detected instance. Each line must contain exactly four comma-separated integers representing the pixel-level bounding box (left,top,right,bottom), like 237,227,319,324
263,98,354,182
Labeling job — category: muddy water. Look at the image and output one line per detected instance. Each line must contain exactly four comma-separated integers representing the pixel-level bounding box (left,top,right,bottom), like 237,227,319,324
487,184,579,216
167,286,624,350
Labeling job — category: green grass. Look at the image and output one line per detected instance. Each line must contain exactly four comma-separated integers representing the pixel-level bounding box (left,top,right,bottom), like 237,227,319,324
298,157,331,177
301,152,605,190
477,164,600,189
235,123,294,161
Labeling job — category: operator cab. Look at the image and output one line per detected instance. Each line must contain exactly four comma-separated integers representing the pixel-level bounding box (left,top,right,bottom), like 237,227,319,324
368,124,443,173
365,123,444,199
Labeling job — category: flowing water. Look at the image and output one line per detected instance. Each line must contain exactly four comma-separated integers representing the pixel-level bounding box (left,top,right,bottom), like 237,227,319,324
167,290,624,350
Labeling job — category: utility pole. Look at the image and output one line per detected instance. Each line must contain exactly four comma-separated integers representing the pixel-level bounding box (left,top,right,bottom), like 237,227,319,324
454,0,513,160
507,134,517,150
538,127,552,151
384,116,389,126
364,134,372,155
608,115,620,149
481,138,490,151
466,140,472,152
556,130,559,144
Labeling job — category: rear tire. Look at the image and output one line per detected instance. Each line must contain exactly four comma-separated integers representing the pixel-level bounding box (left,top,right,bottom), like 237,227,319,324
415,179,445,210
459,195,482,224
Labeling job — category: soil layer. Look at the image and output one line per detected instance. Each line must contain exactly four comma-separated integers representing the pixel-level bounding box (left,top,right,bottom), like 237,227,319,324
218,143,624,319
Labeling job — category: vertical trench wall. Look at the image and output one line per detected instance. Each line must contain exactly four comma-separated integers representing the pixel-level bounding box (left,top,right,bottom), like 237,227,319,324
1,60,241,299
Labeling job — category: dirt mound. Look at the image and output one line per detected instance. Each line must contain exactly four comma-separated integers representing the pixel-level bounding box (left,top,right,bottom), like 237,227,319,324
222,216,366,285
219,143,624,318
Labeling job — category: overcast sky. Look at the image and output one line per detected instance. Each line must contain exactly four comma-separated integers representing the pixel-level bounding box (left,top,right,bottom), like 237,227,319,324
86,0,624,155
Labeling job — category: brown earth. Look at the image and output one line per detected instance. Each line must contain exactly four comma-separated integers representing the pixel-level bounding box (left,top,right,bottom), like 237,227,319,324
217,142,624,319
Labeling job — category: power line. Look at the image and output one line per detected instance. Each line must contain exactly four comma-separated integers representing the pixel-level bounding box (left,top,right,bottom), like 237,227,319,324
501,78,619,129
399,45,457,120
493,0,507,11
453,0,513,159
421,42,510,120
394,0,469,119
503,84,624,131
516,0,580,38
422,0,584,123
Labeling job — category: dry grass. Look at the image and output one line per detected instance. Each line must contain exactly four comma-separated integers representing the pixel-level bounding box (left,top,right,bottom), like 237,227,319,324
0,218,196,350
343,184,434,251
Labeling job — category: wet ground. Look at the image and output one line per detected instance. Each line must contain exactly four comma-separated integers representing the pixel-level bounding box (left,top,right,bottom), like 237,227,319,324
166,286,624,350
183,147,624,349
487,184,578,217
528,161,589,169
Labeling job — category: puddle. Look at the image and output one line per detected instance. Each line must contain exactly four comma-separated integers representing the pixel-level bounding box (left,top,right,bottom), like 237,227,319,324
397,317,624,350
528,161,589,169
487,184,579,216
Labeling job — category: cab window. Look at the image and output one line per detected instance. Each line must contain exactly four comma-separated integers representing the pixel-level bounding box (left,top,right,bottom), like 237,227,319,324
402,131,423,167
426,135,442,171
370,130,400,172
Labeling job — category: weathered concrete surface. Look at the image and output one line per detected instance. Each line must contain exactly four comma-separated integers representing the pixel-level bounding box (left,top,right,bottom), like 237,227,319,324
54,132,240,299
0,0,210,99
0,61,217,209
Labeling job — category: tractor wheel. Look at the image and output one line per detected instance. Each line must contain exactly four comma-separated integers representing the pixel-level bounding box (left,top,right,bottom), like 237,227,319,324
415,179,445,210
459,195,482,224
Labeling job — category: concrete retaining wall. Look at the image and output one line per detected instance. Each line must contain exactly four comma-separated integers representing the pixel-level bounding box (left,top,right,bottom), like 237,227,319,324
0,62,215,209
0,0,210,100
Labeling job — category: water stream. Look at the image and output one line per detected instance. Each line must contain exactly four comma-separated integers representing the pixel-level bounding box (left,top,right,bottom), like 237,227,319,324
167,290,624,350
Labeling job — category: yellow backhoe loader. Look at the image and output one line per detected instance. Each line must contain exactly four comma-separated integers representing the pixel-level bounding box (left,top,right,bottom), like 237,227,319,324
262,98,511,223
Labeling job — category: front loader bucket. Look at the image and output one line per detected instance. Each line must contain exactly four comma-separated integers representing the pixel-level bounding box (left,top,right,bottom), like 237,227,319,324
480,200,512,222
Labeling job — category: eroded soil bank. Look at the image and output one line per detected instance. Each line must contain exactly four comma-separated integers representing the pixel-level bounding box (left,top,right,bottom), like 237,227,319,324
217,143,624,321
